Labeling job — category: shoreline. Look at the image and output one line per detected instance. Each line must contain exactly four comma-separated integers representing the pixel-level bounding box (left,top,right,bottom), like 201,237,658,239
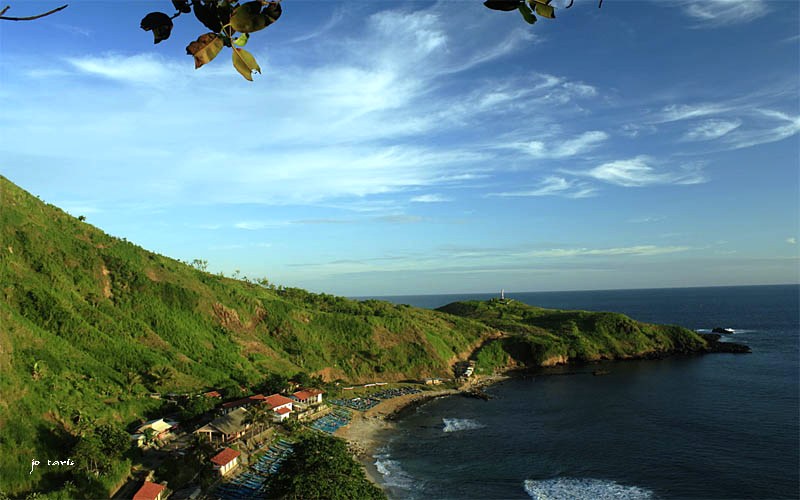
333,375,509,488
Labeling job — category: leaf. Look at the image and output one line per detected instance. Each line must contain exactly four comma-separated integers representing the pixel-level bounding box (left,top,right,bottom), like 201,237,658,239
263,2,282,24
534,2,555,18
233,33,249,47
518,4,537,24
484,0,521,11
191,0,222,33
230,1,268,33
171,0,191,14
186,33,224,69
232,47,261,81
140,12,173,44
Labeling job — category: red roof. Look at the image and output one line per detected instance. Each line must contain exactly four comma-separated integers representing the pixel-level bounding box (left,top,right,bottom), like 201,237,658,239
133,481,166,500
204,391,222,398
275,407,291,415
265,394,293,408
222,394,266,409
292,388,324,400
211,447,241,466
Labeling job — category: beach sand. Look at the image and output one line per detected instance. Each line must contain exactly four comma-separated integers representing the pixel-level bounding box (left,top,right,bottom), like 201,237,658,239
334,375,509,487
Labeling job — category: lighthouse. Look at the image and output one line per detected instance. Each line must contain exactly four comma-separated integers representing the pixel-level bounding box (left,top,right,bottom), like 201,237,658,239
501,289,505,300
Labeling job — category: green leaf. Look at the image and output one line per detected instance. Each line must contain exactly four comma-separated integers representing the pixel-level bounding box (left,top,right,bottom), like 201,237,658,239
534,2,555,19
186,33,224,69
518,4,537,24
230,1,277,33
232,47,261,81
233,33,249,47
484,0,521,12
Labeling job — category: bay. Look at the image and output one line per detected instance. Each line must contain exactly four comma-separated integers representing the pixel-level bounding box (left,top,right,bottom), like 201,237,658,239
362,285,800,499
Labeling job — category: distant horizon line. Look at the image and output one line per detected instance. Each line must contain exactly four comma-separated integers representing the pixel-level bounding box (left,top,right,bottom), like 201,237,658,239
352,282,799,299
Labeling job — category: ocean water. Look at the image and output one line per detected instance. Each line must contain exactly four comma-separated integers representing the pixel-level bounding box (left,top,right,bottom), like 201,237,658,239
367,285,800,499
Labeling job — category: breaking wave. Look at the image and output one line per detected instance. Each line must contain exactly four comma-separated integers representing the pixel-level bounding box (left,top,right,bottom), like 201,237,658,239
442,418,486,433
373,453,416,491
523,477,655,500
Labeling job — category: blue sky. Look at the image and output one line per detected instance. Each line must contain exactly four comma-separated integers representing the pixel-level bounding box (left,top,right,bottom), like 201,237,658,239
1,0,798,296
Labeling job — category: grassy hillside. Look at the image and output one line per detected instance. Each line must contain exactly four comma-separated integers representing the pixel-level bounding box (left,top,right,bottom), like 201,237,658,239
438,299,710,372
0,176,492,495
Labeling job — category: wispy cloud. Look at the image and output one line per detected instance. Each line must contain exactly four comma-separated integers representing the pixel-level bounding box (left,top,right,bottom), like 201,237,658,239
514,131,608,159
579,156,707,187
678,0,772,27
788,237,797,245
522,245,692,258
683,119,742,141
656,103,732,123
410,194,451,203
234,221,290,230
488,176,596,198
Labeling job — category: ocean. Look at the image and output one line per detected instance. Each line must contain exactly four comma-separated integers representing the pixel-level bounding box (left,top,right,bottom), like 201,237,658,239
364,285,800,499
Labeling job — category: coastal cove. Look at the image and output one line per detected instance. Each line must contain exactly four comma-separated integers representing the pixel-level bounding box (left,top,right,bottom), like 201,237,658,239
355,285,800,499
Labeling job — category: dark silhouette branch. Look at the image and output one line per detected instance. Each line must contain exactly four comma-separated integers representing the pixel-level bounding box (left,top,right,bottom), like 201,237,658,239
0,4,68,21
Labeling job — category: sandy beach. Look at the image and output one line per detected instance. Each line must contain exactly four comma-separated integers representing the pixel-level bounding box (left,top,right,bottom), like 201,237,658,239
333,375,509,487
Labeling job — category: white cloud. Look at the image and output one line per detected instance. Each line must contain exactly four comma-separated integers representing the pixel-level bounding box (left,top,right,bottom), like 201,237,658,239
489,176,596,198
679,0,771,27
788,237,797,245
657,103,732,123
65,53,184,86
683,119,742,141
723,110,800,149
581,156,707,187
410,194,451,203
234,221,289,230
517,131,608,159
522,245,692,258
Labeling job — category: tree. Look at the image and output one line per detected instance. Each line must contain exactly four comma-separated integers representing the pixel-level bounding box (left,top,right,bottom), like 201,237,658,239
268,434,384,500
94,424,130,459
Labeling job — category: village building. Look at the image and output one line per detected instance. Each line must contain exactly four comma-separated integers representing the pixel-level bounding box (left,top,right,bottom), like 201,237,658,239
265,394,294,422
132,481,166,500
135,419,173,442
291,388,324,405
195,408,251,443
210,447,241,476
221,394,268,413
203,390,222,399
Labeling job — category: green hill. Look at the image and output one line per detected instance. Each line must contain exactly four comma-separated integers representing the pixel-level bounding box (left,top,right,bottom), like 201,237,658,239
0,176,492,495
438,299,718,373
0,175,742,497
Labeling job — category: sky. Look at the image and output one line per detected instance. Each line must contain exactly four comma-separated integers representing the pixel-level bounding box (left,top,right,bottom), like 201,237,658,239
1,0,798,296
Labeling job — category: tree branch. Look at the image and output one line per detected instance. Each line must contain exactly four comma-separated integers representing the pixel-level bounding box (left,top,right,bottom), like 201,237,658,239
0,4,68,21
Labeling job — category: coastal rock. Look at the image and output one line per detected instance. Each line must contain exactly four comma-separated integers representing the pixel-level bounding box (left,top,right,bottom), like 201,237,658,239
711,327,735,334
699,333,751,353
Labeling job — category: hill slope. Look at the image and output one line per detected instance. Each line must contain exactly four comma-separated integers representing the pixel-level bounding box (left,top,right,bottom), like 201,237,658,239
438,299,725,372
0,176,492,494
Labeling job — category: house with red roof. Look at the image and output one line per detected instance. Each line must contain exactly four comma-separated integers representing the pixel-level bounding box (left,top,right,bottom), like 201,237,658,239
291,388,324,405
132,481,166,500
203,390,222,399
265,394,293,422
210,447,241,476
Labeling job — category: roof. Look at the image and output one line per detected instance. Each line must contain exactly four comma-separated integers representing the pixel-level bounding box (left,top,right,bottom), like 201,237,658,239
133,481,166,500
210,447,241,466
275,407,291,415
209,408,250,435
222,394,267,409
137,419,172,434
204,390,222,398
293,388,324,400
265,394,294,408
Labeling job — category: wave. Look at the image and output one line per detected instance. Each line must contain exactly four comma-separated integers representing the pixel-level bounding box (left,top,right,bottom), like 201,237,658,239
373,453,417,491
442,418,486,433
523,477,654,500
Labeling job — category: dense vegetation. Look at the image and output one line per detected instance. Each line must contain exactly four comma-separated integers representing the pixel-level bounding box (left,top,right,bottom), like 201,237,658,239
439,299,709,373
0,176,491,496
267,433,384,499
0,176,720,497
